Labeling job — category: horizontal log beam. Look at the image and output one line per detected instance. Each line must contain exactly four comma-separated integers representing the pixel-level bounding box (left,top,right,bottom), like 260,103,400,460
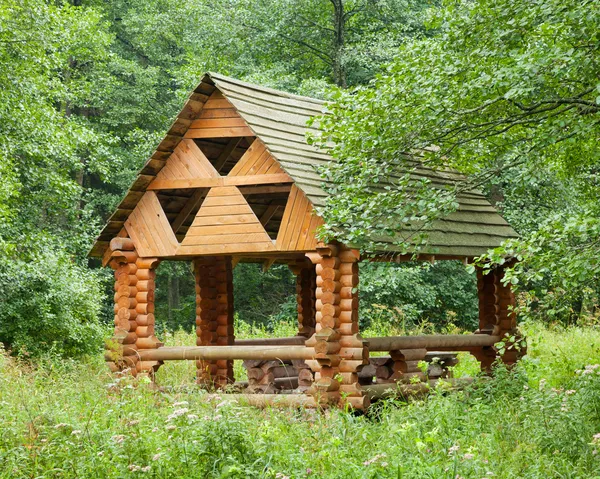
147,174,293,190
234,337,306,346
366,334,500,351
221,394,317,408
138,345,313,362
363,378,474,400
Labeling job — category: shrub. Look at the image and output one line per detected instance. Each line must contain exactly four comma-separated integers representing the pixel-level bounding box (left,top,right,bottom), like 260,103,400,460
0,246,105,357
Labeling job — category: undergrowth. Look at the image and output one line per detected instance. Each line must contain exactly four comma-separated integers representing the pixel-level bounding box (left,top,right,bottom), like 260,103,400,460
2,321,600,478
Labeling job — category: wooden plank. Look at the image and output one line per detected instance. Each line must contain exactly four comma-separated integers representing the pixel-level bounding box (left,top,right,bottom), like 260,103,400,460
179,140,220,177
293,202,315,251
195,204,254,217
227,139,267,176
275,184,298,247
214,137,242,172
189,118,247,129
243,151,272,176
302,213,324,251
199,108,239,119
186,223,267,236
124,191,178,257
125,202,158,257
202,98,236,110
238,185,291,195
283,189,308,250
184,127,254,139
191,214,257,227
181,233,273,246
259,204,280,226
142,191,179,256
155,140,218,181
148,174,293,190
180,186,275,254
202,195,248,207
171,188,207,234
178,242,277,255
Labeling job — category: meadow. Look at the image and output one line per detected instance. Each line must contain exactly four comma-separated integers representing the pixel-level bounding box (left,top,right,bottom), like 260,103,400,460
2,321,600,478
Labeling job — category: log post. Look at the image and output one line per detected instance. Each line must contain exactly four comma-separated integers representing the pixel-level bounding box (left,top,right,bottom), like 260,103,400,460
305,243,369,409
134,257,163,376
474,264,524,370
106,238,139,375
105,237,163,377
289,259,317,338
194,256,235,388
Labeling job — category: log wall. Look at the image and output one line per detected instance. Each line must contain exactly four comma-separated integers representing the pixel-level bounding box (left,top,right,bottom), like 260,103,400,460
475,265,523,370
306,243,369,409
194,256,235,387
106,237,162,376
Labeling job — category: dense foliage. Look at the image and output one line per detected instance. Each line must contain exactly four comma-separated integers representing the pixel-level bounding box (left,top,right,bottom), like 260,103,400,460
316,0,600,321
3,323,600,477
1,0,598,355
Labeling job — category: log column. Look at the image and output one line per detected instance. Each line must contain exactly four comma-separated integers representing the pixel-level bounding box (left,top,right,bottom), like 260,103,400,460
289,259,317,338
475,265,524,370
105,237,163,377
194,256,234,388
106,238,139,374
306,243,369,409
134,257,163,376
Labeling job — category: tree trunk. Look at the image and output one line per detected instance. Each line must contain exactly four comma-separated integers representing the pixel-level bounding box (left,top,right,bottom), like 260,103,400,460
167,274,180,322
331,0,347,88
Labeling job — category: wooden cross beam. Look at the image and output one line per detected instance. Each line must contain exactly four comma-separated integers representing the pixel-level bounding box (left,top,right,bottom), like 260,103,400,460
147,174,293,190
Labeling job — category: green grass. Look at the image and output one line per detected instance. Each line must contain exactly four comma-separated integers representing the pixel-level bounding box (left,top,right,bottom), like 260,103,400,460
3,322,600,478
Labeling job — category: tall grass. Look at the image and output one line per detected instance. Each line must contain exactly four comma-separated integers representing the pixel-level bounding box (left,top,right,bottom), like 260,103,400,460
2,322,600,478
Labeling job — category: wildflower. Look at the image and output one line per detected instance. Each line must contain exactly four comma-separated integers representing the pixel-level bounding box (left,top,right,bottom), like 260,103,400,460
71,430,82,436
97,451,104,457
141,466,151,473
463,453,474,460
363,453,386,465
112,435,125,444
448,445,460,455
565,390,576,395
128,464,141,472
153,453,161,461
173,401,188,407
381,462,388,467
275,473,290,479
539,379,547,390
306,468,312,475
166,425,177,431
187,414,198,421
126,420,140,427
54,423,69,429
214,414,222,421
166,408,189,422
152,427,159,432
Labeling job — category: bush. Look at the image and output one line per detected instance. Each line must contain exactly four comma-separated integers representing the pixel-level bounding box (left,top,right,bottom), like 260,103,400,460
0,246,105,357
359,261,478,331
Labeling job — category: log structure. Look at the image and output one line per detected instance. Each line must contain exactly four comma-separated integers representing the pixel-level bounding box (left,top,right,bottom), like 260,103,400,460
105,237,162,376
90,72,523,410
194,256,234,387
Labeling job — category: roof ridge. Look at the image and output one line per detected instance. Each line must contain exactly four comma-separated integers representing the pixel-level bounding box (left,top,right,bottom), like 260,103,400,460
207,72,326,106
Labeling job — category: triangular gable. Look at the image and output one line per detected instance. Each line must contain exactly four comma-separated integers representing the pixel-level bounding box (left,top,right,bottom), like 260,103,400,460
124,191,178,257
276,185,323,251
228,139,285,177
178,186,277,255
155,140,219,180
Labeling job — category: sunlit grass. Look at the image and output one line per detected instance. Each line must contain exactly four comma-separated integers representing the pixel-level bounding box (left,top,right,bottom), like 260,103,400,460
5,323,600,478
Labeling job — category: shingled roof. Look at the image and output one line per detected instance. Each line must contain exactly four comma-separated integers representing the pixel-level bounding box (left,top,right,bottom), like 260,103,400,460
89,72,517,259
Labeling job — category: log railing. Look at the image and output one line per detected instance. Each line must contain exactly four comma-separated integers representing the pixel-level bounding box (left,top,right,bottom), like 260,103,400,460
137,334,499,362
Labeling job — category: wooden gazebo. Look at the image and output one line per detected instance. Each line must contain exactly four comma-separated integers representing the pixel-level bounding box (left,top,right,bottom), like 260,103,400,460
90,73,521,409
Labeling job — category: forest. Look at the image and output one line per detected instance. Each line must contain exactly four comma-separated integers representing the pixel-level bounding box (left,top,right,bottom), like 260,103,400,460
1,0,600,477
